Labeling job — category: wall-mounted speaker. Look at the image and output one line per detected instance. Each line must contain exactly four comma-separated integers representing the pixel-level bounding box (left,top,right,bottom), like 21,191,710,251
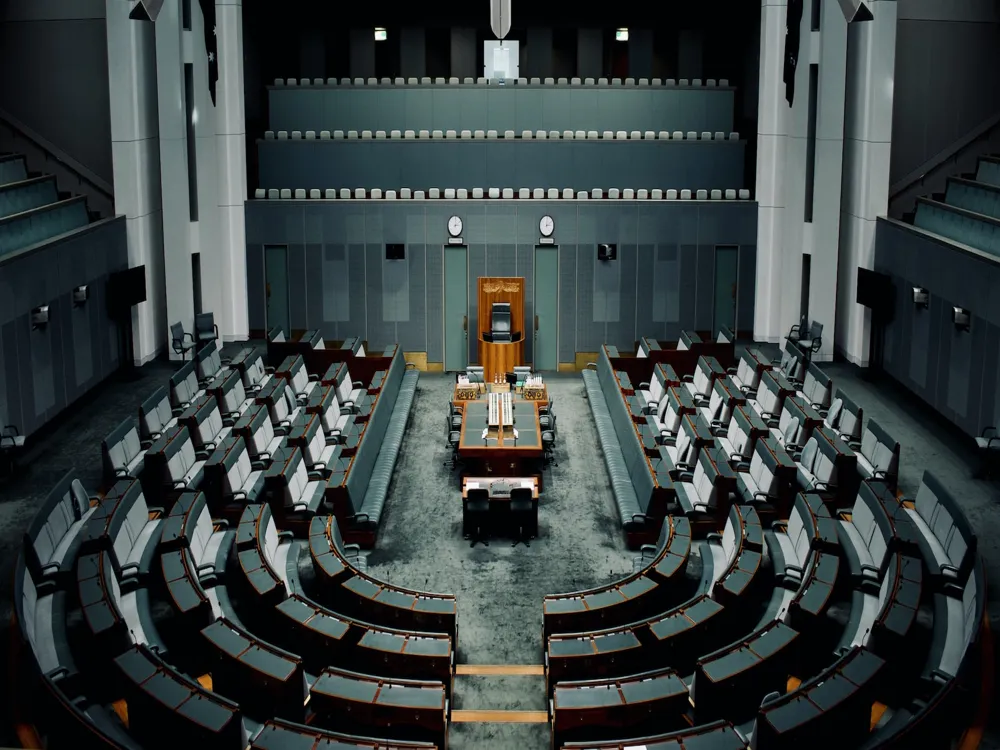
598,244,617,261
31,305,49,329
952,306,970,332
490,0,512,40
73,285,89,306
129,0,164,21
386,244,405,261
912,287,928,309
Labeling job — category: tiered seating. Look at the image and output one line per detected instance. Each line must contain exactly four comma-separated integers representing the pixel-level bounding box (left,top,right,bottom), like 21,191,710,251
794,426,859,506
139,386,179,444
251,719,435,749
754,646,886,748
0,174,57,218
75,478,166,660
855,419,900,490
257,134,746,193
673,447,737,519
22,471,98,590
232,402,287,465
265,445,333,516
169,359,206,411
266,76,736,135
699,375,746,433
308,516,458,636
177,392,233,454
551,668,689,747
309,668,447,747
0,195,90,256
254,185,754,201
101,418,146,486
682,355,726,406
583,350,673,544
143,424,207,504
205,367,255,423
824,388,863,443
113,644,246,748
202,435,267,514
158,490,235,626
228,347,273,394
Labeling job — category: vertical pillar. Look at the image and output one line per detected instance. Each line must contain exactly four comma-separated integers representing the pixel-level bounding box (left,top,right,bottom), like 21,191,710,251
577,29,602,80
805,0,848,361
754,0,788,343
299,27,325,81
450,28,477,80
400,28,426,79
106,0,164,364
349,28,375,80
837,0,896,365
628,30,654,80
216,0,249,340
678,29,704,79
526,27,553,79
155,0,195,358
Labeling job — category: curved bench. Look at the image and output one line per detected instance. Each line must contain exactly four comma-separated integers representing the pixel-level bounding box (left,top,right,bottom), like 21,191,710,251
114,643,245,748
551,667,688,747
560,718,746,749
308,516,457,637
201,617,306,721
250,718,435,749
310,666,448,747
582,367,648,541
691,619,800,724
272,593,454,689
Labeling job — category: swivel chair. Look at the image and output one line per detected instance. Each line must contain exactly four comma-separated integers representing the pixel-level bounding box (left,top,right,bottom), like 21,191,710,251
542,415,558,467
509,487,537,546
490,303,512,342
463,488,490,546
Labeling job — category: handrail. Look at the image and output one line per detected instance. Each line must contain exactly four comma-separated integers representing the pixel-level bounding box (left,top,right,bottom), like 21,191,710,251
0,105,114,199
889,111,1000,203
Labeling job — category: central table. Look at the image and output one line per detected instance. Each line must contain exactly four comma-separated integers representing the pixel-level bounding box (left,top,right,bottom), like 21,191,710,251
458,398,543,464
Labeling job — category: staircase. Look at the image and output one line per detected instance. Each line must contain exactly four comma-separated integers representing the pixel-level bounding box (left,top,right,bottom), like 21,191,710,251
0,107,114,220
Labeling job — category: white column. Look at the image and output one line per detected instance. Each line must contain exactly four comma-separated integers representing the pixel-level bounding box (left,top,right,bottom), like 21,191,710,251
155,0,195,359
805,0,848,362
216,0,249,340
837,0,897,365
189,0,220,329
106,0,165,364
754,0,788,344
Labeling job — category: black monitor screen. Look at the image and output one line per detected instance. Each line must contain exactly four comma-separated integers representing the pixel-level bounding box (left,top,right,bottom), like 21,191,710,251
857,267,888,308
386,243,405,260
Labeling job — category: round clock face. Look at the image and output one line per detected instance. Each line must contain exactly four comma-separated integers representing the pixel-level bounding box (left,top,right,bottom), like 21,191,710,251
448,215,463,237
539,215,554,237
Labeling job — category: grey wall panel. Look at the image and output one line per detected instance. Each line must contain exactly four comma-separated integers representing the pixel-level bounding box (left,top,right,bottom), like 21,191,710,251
577,30,603,80
267,86,736,134
518,243,534,364
695,245,716,331
0,14,113,182
678,245,698,331
526,28,553,79
287,245,308,331
451,29,477,81
257,140,746,193
737,245,757,334
245,200,759,365
875,216,1000,438
0,216,126,437
468,244,486,363
629,30,655,80
890,17,1000,185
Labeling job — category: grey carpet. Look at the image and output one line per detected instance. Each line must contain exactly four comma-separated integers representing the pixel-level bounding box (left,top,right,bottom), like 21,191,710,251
368,373,634,749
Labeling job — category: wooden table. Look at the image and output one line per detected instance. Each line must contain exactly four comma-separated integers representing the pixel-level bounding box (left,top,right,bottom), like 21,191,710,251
462,476,539,500
457,397,544,479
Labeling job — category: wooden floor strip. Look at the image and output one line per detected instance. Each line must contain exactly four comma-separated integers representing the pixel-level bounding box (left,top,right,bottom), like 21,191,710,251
451,710,549,723
455,664,545,676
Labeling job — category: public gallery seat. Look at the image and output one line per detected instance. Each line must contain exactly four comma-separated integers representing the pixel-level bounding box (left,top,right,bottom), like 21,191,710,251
232,403,287,466
139,387,179,445
22,470,98,589
101,419,146,486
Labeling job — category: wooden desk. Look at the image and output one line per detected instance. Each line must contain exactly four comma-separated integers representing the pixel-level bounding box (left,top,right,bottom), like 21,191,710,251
462,476,539,500
522,384,548,402
479,338,523,384
457,399,543,460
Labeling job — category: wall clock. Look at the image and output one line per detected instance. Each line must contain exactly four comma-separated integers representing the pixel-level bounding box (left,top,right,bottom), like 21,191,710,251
448,215,463,237
539,215,554,237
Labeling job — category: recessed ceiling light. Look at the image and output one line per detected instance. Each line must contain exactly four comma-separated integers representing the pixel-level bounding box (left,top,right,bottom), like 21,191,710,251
615,28,629,42
374,27,387,41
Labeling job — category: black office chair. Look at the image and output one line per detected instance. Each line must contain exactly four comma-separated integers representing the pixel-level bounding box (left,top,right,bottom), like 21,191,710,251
448,402,464,430
195,312,219,344
509,487,536,547
490,302,512,342
539,402,555,431
444,414,462,470
787,320,823,361
170,321,196,360
463,488,490,547
542,415,558,467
